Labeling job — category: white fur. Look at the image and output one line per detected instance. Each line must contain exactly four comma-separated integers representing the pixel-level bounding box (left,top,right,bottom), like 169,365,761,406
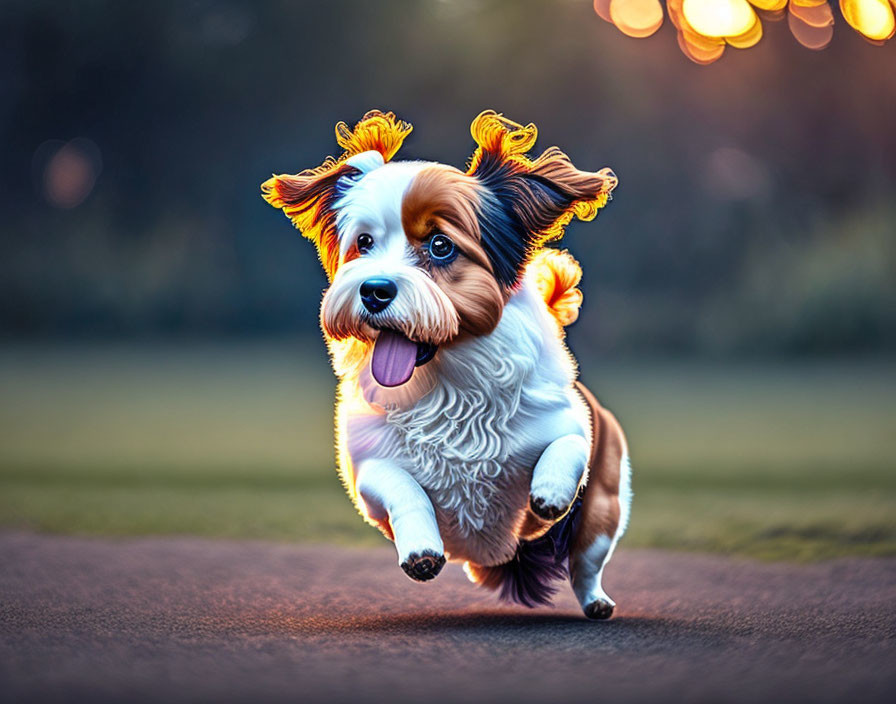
570,534,614,609
334,279,591,567
334,160,427,258
322,160,595,573
322,161,459,346
355,458,443,566
530,434,589,513
344,149,385,174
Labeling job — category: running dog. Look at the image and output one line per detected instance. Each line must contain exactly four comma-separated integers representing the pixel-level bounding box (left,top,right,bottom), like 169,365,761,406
262,110,631,619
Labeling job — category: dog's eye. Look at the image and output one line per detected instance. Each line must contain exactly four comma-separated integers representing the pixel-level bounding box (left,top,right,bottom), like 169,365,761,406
356,233,374,254
428,234,457,264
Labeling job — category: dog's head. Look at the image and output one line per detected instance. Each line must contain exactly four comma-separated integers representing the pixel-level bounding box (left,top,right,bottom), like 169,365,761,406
262,110,616,388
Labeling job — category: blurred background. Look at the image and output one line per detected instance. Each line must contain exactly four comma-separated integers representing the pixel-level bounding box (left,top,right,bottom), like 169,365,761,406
1,0,894,560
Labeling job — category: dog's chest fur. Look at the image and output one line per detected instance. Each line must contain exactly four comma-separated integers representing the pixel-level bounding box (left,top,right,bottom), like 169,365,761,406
343,284,588,567
384,333,538,563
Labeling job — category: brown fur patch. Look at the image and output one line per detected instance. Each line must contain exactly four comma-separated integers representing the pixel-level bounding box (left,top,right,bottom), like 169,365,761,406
463,561,505,590
572,382,625,552
402,165,505,338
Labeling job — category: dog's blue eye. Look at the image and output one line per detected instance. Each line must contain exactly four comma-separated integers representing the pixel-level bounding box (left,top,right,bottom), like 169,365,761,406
428,234,457,264
357,233,374,254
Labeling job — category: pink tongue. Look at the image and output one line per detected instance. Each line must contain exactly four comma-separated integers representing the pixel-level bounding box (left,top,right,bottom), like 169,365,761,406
371,330,417,387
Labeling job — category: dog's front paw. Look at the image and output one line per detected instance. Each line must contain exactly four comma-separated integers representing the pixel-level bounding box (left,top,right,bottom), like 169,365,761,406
400,550,446,582
529,494,572,521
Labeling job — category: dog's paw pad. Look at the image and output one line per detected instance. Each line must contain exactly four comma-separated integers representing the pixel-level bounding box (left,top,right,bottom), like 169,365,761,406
401,550,446,582
529,495,570,521
583,598,615,621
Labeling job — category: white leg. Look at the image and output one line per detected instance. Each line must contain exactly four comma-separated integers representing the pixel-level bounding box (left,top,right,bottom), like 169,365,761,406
529,433,589,520
570,535,615,619
355,458,445,581
570,454,632,619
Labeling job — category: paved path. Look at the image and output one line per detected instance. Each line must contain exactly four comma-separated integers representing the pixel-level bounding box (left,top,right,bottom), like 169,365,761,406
1,533,894,703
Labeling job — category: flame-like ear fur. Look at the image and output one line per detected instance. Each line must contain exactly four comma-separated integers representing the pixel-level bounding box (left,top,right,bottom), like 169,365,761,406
529,248,584,329
466,110,617,286
261,110,413,279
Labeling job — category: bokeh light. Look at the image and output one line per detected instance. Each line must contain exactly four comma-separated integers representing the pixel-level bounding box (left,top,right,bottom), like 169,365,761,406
36,139,102,209
594,0,613,22
726,11,764,46
788,0,835,48
750,0,788,10
595,0,895,63
682,0,757,37
840,0,896,41
609,0,665,38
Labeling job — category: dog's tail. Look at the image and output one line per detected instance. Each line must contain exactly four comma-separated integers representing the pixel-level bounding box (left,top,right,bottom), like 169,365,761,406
528,248,583,328
464,494,583,608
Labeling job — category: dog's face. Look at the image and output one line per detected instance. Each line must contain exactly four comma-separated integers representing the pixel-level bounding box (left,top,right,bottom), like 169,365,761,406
320,158,506,387
262,111,616,388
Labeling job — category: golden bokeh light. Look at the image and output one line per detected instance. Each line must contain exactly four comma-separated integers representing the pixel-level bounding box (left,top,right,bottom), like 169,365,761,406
677,28,728,61
666,0,686,27
726,12,764,46
682,0,757,37
610,0,665,38
840,0,896,40
668,1,726,40
749,0,788,10
594,0,894,62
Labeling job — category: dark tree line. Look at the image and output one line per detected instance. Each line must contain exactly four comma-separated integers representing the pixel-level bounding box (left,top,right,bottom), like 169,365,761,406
1,0,894,354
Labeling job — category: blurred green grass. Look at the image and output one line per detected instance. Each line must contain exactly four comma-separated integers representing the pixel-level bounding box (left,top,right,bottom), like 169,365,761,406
1,343,894,561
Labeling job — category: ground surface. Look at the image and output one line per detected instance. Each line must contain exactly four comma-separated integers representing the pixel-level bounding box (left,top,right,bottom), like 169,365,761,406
2,346,895,560
1,533,894,704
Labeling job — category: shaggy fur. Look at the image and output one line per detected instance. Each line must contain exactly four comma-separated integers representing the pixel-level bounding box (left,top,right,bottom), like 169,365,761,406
261,110,631,618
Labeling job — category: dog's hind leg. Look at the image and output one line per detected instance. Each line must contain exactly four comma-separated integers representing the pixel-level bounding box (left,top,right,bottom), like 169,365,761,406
569,382,632,620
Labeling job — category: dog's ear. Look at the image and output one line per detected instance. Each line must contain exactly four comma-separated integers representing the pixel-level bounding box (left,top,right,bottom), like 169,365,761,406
261,110,413,280
261,160,361,279
466,111,617,287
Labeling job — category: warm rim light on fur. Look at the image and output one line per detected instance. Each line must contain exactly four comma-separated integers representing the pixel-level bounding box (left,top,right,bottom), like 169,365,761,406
261,110,413,279
528,248,584,328
467,110,618,246
260,111,628,616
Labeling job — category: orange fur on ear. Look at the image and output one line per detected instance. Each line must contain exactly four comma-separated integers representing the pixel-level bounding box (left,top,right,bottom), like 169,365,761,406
529,248,584,329
466,111,618,267
261,110,413,279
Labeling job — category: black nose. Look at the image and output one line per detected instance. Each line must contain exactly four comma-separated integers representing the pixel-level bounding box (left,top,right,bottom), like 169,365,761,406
360,278,397,314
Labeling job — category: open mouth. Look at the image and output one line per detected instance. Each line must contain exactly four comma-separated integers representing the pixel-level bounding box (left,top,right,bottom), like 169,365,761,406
370,329,437,387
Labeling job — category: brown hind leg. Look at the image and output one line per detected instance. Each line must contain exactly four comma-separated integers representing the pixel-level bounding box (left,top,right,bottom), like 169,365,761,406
569,382,632,620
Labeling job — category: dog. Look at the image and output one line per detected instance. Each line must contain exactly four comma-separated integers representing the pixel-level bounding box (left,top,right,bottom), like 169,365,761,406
262,110,631,619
